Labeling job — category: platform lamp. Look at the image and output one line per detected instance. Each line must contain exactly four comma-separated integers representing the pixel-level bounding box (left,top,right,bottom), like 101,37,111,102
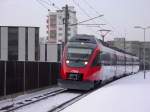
134,26,150,79
99,29,111,42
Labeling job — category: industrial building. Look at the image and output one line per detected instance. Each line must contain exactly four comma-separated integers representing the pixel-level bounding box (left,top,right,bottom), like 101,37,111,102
0,26,39,61
39,43,62,62
107,38,150,69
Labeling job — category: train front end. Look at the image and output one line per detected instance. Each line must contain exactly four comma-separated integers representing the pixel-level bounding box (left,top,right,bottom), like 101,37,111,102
58,35,101,90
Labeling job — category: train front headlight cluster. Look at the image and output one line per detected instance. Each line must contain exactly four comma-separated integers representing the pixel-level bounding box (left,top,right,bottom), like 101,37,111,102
66,60,70,64
84,61,88,65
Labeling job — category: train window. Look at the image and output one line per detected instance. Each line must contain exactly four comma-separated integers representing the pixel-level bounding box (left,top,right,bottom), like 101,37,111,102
134,58,137,65
100,52,111,65
112,54,117,65
126,57,132,65
124,56,126,65
68,48,92,55
117,55,125,65
67,47,92,61
121,56,125,65
134,58,140,65
66,47,93,67
117,55,120,65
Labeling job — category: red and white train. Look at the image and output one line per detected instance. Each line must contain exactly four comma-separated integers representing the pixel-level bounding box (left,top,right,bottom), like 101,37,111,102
58,35,139,90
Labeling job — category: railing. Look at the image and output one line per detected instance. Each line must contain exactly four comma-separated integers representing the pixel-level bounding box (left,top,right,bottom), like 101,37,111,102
0,61,60,97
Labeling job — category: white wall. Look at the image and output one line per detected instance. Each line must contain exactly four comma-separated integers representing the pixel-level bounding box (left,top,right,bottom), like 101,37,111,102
1,27,8,60
18,27,25,61
47,43,58,62
40,44,45,61
28,28,35,61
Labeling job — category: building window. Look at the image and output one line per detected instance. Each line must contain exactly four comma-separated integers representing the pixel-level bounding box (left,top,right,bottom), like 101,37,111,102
8,27,18,61
50,15,57,27
50,23,56,27
59,16,62,19
0,27,1,59
50,15,56,20
25,27,28,61
67,33,71,36
50,30,56,39
35,27,39,61
58,33,62,36
45,44,47,61
59,27,62,31
68,28,71,31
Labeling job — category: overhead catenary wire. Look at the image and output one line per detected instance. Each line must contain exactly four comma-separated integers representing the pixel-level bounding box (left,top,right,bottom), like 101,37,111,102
70,15,104,26
39,0,102,28
72,0,104,37
39,0,78,24
39,0,51,7
82,0,123,38
38,0,61,10
76,24,106,26
72,0,103,26
72,0,104,32
47,0,61,10
82,0,113,32
37,0,106,38
83,0,100,15
72,0,90,18
36,0,50,10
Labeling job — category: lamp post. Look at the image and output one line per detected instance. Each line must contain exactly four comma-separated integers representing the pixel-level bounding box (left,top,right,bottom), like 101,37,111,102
99,29,111,42
134,26,150,79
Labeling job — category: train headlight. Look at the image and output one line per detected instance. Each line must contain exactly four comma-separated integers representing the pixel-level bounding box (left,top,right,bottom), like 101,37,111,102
81,42,84,45
66,60,70,64
84,61,88,65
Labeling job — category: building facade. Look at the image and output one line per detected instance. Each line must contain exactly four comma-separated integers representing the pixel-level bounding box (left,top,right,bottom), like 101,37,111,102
47,6,77,43
0,26,39,61
107,38,150,69
39,43,63,62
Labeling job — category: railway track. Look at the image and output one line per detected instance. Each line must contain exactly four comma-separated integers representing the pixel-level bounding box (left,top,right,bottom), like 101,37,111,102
0,75,130,112
14,90,86,112
0,88,88,112
48,75,134,112
49,92,88,112
0,88,67,112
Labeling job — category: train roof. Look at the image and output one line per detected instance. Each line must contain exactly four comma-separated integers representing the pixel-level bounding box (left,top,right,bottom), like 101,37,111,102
69,34,97,44
69,34,137,57
97,39,136,56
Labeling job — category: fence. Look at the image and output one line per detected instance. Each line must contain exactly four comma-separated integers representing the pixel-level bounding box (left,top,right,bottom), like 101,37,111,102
0,61,60,97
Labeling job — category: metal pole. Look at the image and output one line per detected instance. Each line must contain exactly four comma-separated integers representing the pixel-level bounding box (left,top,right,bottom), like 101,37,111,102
99,29,111,42
124,39,126,73
4,61,7,96
64,4,69,44
143,28,146,79
23,61,26,93
102,35,104,42
134,26,150,79
37,62,39,88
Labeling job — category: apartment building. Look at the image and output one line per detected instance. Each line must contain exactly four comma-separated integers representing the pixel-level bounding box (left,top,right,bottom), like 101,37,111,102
47,6,77,43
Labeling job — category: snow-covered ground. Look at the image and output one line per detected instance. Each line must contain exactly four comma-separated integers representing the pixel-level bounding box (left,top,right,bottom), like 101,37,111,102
61,71,150,112
1,71,150,112
0,85,81,112
0,86,63,108
16,92,80,112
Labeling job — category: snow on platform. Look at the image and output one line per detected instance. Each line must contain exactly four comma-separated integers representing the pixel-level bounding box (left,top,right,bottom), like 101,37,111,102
61,71,150,112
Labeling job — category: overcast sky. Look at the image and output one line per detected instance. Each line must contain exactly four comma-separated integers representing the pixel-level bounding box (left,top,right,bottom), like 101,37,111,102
0,0,150,41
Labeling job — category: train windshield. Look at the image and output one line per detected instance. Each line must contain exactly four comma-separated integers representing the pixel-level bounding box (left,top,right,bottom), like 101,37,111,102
66,47,93,67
